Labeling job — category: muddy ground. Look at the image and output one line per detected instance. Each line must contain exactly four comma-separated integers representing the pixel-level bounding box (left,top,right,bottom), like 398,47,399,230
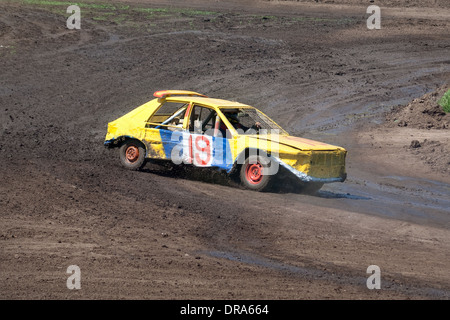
0,0,449,300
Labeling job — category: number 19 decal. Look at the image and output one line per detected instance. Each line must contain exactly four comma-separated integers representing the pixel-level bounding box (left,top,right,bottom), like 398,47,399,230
192,135,212,167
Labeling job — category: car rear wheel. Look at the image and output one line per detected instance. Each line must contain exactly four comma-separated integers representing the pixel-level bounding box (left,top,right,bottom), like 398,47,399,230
240,155,273,192
119,140,146,170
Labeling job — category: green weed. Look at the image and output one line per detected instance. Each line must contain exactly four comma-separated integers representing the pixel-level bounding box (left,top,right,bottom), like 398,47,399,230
438,89,450,113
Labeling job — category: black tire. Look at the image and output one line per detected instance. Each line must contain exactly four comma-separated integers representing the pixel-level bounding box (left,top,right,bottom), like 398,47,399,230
239,154,273,192
119,140,146,171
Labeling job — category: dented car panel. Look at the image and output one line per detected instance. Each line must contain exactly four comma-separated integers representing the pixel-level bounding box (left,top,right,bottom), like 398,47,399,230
104,90,347,186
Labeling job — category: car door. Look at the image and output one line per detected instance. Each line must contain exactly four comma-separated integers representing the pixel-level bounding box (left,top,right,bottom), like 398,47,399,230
144,101,188,160
183,105,233,171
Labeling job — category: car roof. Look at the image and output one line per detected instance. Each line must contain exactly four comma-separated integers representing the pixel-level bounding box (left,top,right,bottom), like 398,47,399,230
166,96,251,108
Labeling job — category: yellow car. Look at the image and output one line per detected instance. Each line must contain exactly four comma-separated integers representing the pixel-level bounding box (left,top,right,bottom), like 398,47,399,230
104,90,347,192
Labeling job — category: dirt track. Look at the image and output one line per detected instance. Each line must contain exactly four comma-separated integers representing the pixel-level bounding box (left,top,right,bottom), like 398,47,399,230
1,0,449,300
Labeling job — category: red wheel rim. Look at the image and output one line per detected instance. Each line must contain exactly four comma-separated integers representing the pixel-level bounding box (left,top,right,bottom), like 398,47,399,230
125,146,139,163
245,162,263,185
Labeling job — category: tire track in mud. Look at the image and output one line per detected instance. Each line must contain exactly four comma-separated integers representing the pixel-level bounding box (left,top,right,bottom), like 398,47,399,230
203,249,450,299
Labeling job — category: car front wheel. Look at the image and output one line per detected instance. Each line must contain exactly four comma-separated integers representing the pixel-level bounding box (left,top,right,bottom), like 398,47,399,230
240,155,273,192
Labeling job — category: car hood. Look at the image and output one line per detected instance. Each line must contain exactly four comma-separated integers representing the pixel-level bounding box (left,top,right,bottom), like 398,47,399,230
248,134,345,151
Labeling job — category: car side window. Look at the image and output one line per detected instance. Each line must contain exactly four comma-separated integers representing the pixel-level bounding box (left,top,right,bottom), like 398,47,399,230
146,101,188,130
189,105,217,135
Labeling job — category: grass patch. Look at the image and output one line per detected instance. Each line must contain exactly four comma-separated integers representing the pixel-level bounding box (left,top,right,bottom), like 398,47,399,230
17,0,353,31
92,16,107,21
438,89,450,113
133,7,168,14
22,1,219,15
176,9,218,16
23,0,117,10
21,0,219,23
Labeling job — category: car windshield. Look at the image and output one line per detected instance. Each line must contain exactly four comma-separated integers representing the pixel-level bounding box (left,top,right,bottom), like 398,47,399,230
221,108,287,135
